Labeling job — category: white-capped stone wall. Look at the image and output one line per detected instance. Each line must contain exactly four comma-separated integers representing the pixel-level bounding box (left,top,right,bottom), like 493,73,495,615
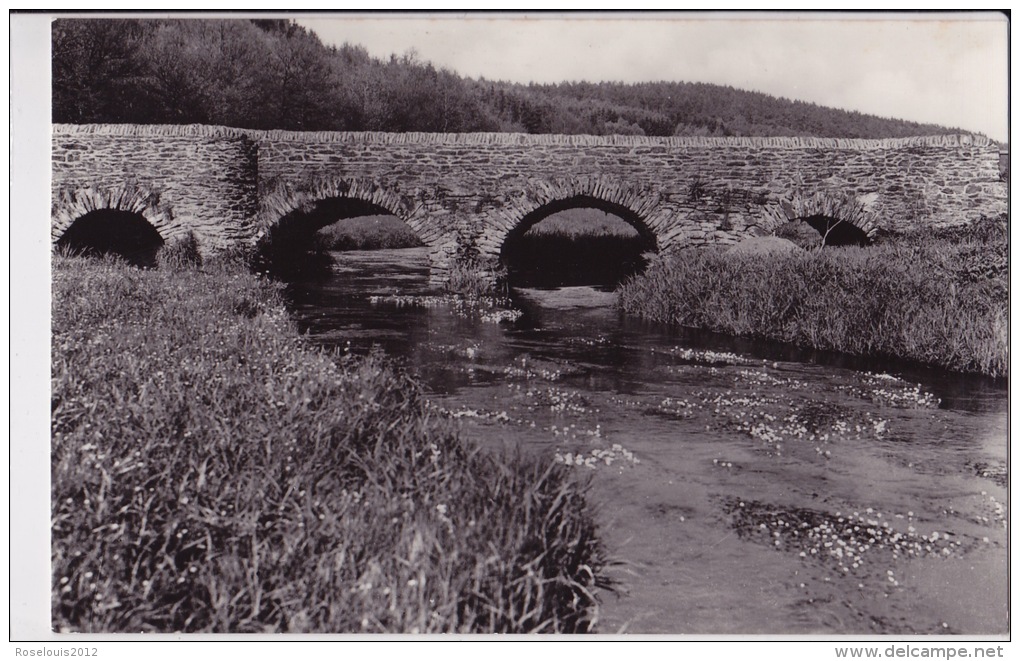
52,124,1007,276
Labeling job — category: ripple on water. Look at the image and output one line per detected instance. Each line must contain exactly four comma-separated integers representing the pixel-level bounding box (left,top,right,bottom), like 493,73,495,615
286,249,1008,635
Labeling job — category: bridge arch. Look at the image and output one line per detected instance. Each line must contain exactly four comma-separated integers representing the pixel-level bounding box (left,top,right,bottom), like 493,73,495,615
761,191,878,247
52,184,176,243
257,176,428,242
484,177,667,258
489,178,664,288
255,176,441,277
51,184,177,266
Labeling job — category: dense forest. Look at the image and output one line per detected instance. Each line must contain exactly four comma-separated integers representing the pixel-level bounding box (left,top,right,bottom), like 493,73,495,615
52,18,968,139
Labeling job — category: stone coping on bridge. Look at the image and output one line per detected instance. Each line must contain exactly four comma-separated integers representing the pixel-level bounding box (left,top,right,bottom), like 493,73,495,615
52,123,997,150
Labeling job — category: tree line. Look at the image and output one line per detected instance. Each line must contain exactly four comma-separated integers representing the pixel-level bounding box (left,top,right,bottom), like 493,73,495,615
53,18,966,139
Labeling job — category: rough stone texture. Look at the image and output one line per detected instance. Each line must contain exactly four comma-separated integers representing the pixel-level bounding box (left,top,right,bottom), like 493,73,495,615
52,124,1007,277
52,126,259,253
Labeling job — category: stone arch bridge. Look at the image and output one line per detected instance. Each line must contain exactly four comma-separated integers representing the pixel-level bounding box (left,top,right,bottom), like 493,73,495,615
51,124,1006,280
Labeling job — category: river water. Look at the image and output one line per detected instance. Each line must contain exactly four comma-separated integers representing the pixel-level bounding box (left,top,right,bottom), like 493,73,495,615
286,247,1008,636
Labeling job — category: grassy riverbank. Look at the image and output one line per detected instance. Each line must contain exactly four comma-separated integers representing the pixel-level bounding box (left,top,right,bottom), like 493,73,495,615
315,215,423,251
618,217,1008,377
52,255,607,633
502,208,652,288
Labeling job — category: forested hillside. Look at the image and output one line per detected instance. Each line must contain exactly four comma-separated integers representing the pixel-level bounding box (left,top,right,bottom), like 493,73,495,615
53,18,967,138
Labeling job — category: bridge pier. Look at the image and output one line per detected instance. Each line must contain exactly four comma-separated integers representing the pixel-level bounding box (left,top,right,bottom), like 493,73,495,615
427,221,508,292
51,125,1007,281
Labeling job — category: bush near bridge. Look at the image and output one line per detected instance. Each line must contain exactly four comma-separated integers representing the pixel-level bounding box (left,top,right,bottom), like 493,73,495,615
51,254,608,633
618,215,1008,377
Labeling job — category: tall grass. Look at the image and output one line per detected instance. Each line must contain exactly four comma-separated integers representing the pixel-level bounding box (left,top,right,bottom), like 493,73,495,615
618,217,1008,377
446,257,509,299
52,256,607,633
155,232,203,270
314,215,423,251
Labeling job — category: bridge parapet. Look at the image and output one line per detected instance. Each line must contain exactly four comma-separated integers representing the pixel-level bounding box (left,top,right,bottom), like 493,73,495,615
53,123,998,148
51,123,1007,273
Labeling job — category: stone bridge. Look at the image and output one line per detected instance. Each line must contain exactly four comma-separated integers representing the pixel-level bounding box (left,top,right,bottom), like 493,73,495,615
51,123,1006,279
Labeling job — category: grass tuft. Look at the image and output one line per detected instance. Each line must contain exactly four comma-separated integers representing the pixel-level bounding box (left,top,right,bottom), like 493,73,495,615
446,258,509,299
156,232,203,270
618,216,1008,377
52,256,607,633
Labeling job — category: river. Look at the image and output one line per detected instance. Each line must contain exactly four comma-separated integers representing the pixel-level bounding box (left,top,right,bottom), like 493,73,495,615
286,247,1008,636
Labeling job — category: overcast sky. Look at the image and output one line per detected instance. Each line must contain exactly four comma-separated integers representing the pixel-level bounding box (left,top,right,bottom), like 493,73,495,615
296,12,1008,142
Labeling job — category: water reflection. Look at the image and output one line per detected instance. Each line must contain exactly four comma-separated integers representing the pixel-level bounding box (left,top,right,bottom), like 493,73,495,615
285,248,1008,635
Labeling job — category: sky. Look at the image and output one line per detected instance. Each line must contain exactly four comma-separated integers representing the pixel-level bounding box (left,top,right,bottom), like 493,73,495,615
3,12,1014,642
296,12,1008,142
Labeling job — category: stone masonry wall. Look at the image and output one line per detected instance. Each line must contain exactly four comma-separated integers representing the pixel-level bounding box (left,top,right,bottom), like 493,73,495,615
52,125,259,252
52,125,1006,271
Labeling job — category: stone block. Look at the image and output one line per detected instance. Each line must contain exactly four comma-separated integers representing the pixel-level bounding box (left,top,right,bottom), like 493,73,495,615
51,124,1006,285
